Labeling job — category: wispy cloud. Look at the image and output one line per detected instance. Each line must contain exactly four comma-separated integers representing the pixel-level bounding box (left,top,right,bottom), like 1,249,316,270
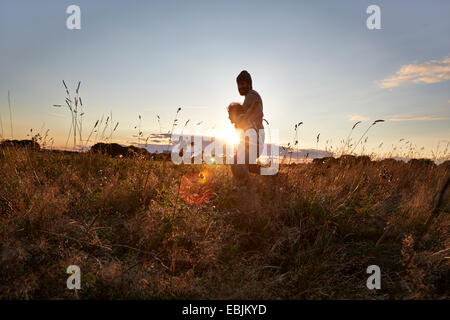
147,133,171,139
349,114,369,121
389,116,449,122
46,111,68,119
380,57,450,88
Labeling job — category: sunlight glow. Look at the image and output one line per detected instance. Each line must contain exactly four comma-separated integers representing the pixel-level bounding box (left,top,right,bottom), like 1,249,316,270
220,128,240,146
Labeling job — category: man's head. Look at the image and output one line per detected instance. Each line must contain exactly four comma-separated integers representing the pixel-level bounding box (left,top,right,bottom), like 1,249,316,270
236,70,252,96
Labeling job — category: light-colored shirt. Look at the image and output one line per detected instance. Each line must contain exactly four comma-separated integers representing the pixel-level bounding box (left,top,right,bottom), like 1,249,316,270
241,89,264,130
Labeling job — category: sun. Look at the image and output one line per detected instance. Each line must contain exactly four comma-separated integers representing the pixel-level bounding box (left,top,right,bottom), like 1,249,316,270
221,128,240,146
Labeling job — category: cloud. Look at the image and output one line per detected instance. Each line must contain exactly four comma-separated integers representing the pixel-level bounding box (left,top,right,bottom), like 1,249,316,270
389,116,449,122
147,133,171,139
380,57,450,88
47,111,68,119
349,114,369,121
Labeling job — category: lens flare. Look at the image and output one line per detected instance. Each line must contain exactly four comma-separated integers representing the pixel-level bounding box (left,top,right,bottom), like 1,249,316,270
179,170,214,205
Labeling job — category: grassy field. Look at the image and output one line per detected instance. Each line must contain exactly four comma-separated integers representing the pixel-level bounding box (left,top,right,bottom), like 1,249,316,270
0,147,448,299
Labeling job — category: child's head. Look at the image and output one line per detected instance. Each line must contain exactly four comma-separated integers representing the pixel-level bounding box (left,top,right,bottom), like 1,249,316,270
227,102,245,125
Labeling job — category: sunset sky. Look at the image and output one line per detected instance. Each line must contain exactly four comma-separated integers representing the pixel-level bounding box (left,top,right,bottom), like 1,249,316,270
0,0,449,157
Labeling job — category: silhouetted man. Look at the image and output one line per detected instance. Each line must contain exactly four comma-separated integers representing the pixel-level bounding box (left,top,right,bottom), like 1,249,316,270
229,70,265,183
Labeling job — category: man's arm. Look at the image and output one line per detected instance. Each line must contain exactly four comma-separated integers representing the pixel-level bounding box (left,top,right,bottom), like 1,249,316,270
240,91,263,126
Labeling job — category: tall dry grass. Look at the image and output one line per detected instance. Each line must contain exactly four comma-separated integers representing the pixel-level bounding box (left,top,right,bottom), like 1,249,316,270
0,145,448,299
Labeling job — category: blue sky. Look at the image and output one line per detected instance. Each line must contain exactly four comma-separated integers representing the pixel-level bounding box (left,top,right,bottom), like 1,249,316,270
0,0,449,156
